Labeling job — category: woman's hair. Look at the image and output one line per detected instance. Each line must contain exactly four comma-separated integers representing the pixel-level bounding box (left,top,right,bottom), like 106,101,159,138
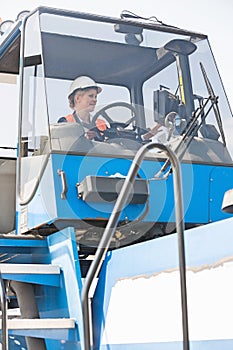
68,89,84,109
68,87,98,109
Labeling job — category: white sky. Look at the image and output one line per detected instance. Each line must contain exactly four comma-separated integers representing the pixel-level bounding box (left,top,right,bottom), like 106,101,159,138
1,0,233,108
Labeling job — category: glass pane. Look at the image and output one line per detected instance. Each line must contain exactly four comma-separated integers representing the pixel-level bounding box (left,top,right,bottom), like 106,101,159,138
17,10,231,164
39,11,233,161
0,74,18,158
19,12,49,203
142,36,233,162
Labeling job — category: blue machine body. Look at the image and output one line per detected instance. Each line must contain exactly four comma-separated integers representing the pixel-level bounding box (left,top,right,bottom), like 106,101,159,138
0,5,233,350
2,220,233,350
24,153,233,231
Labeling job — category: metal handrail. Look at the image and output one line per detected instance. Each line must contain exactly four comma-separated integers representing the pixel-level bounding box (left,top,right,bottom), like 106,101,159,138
0,271,8,350
82,142,189,350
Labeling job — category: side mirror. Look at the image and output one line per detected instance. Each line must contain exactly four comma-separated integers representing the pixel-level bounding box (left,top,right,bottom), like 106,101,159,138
164,39,197,55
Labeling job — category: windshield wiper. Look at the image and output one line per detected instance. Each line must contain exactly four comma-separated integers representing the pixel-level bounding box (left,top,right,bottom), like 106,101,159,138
155,97,212,178
156,62,226,178
200,62,226,146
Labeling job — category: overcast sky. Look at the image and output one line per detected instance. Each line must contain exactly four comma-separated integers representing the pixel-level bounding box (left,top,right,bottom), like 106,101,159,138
1,0,232,108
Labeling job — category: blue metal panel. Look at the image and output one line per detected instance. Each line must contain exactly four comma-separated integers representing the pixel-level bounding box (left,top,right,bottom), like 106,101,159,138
45,228,84,348
53,154,233,224
0,238,47,250
8,335,27,350
26,153,233,230
52,154,148,222
209,166,233,222
144,162,211,224
1,273,60,286
0,237,49,263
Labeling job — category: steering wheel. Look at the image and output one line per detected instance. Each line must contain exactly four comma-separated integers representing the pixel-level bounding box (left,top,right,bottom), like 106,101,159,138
91,102,140,142
92,102,137,129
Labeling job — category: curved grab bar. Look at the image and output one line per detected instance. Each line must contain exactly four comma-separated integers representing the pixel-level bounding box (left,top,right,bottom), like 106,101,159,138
82,142,189,350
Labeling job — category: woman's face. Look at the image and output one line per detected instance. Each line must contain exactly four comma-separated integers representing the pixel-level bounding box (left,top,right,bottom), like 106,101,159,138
74,88,98,113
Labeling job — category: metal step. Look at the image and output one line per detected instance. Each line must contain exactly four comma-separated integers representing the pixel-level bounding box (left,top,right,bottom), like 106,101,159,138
0,263,60,274
0,263,61,286
7,318,75,329
1,318,76,341
0,235,48,258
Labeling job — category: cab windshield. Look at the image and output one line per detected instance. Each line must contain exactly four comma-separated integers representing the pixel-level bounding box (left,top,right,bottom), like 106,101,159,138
20,9,233,161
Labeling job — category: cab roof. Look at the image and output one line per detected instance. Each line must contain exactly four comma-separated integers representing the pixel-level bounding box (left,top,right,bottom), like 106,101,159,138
0,6,207,77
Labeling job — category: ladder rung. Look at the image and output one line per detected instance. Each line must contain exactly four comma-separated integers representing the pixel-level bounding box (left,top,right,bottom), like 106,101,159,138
0,264,60,275
6,318,75,330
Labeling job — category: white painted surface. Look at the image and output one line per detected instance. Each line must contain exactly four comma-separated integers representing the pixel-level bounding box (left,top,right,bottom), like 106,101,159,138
101,260,233,344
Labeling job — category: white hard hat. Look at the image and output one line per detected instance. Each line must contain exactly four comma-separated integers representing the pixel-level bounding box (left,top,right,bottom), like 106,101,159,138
68,76,102,98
